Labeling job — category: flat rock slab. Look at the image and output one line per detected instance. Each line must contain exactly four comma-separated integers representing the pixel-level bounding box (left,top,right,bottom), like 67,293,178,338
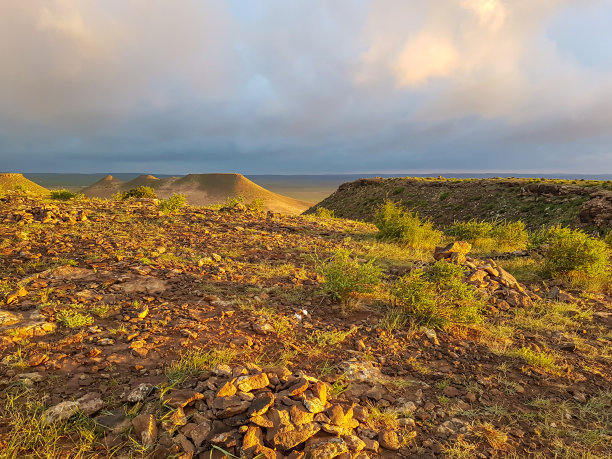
120,277,168,294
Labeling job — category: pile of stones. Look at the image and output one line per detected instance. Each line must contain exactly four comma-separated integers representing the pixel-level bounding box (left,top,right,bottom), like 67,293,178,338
118,364,405,458
434,242,539,309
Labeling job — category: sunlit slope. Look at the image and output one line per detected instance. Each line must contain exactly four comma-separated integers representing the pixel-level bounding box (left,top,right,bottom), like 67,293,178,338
0,173,48,196
82,173,312,215
305,176,612,230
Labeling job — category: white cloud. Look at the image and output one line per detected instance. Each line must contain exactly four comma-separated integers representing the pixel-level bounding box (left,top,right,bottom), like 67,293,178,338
393,32,460,87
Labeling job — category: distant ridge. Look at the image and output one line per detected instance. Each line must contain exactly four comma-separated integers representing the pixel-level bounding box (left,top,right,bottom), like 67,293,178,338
82,173,312,214
0,173,48,196
306,176,612,230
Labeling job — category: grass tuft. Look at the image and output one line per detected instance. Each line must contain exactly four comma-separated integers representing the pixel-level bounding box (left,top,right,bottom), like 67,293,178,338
166,348,237,383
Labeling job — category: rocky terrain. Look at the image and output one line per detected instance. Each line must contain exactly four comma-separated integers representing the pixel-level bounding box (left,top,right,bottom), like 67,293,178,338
0,192,611,458
307,177,612,231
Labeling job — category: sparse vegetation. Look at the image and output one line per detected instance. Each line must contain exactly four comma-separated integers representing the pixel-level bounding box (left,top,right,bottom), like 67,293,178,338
158,193,187,213
56,309,94,328
50,189,83,200
224,195,245,207
374,200,442,249
0,390,99,457
445,219,528,253
316,249,382,307
115,186,157,200
314,207,335,218
534,226,610,285
391,261,482,329
248,198,265,212
166,348,237,383
507,346,560,372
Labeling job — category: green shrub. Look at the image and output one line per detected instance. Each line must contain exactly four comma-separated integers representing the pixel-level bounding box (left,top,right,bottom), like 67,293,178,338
491,221,528,251
391,261,482,329
537,226,609,278
56,309,93,328
315,207,336,219
316,249,382,306
248,198,265,212
224,195,245,207
115,186,157,200
50,189,83,200
374,200,442,249
445,220,527,253
159,194,187,213
446,220,493,240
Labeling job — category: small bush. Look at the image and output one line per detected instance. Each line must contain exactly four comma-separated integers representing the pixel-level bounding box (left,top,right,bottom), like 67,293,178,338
492,221,528,251
446,220,493,240
115,186,157,200
604,231,612,248
374,201,442,250
316,249,382,306
159,194,186,213
50,189,83,200
445,220,527,253
224,195,245,207
56,309,94,328
391,261,482,329
535,226,609,278
315,207,335,219
248,198,265,212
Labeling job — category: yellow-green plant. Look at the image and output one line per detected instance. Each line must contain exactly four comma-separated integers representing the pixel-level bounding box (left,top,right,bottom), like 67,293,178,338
391,261,482,329
159,194,186,213
374,200,442,249
536,226,609,278
50,190,83,201
316,249,382,306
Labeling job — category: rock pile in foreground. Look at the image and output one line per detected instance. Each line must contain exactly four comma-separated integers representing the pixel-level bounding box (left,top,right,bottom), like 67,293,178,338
112,364,406,458
434,242,539,309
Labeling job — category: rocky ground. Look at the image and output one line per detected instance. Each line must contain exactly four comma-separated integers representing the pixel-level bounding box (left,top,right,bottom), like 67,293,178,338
0,194,611,458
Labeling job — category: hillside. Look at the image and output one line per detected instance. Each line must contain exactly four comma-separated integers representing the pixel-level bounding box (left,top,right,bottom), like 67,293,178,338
0,173,48,196
83,173,312,215
306,177,612,230
0,194,610,458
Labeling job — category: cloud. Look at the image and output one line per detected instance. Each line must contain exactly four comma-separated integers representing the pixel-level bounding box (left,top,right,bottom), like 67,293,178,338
461,0,506,30
0,0,611,174
393,32,460,87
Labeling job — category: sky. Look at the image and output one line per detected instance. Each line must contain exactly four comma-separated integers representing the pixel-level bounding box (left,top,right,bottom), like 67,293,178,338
1,0,612,174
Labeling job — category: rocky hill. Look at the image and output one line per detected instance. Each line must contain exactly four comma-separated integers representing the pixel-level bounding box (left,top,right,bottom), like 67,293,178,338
83,173,312,215
306,177,612,231
0,173,48,196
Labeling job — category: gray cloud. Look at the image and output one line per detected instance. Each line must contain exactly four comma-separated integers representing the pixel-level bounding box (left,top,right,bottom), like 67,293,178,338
1,0,611,174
